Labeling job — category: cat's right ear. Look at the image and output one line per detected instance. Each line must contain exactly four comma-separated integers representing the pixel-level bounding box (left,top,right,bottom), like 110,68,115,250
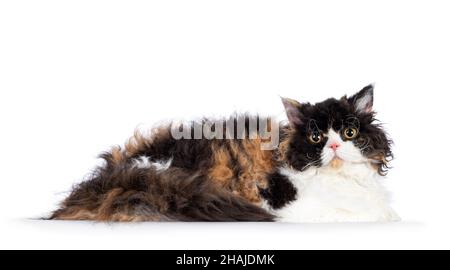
348,84,374,114
281,97,303,126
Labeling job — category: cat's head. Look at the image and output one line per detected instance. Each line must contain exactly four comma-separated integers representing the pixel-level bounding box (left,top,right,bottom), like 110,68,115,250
281,84,392,175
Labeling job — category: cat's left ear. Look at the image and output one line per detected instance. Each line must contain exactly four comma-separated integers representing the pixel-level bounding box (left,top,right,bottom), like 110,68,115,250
281,97,303,126
348,84,374,114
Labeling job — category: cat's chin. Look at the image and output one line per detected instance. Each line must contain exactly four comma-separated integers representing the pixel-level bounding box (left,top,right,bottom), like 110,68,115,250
320,157,347,170
321,157,370,170
329,157,344,169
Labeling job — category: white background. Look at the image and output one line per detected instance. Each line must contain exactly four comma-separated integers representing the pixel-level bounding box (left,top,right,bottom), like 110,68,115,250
0,0,449,249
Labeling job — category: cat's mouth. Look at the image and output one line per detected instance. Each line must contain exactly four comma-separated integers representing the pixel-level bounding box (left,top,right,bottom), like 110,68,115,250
321,151,346,169
321,149,367,168
323,155,368,170
321,146,368,167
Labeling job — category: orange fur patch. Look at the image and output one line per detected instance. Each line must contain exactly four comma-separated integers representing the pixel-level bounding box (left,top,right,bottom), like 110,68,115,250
111,146,124,165
330,158,344,169
369,152,389,174
277,127,295,163
54,188,167,222
97,188,124,220
124,130,148,157
208,144,234,186
53,208,97,220
208,138,274,204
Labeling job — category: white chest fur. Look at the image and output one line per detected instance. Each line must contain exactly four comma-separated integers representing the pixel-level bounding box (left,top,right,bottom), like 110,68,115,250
272,162,400,223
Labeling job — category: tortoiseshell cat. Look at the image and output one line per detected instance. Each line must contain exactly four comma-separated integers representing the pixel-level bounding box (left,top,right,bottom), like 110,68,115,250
50,85,399,222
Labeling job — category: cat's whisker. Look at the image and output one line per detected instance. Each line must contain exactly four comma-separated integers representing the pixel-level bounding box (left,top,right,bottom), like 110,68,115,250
301,159,321,171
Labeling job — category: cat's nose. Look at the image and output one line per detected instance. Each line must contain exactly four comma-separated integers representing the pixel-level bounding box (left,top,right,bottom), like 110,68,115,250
329,143,340,151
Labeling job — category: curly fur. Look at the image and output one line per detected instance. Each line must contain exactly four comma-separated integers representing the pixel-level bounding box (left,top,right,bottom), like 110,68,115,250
50,84,395,222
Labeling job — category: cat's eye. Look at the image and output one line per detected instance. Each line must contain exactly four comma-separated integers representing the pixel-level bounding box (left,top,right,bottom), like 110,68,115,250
343,128,358,139
308,132,323,144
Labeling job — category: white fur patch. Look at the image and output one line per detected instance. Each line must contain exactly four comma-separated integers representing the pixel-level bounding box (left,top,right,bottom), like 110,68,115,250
133,156,172,171
272,162,400,223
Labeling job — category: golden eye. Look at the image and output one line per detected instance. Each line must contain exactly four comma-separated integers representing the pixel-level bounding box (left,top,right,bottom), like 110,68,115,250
343,128,358,139
308,132,323,144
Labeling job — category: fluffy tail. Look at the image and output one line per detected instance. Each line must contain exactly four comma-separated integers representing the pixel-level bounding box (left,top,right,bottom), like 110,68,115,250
50,153,274,222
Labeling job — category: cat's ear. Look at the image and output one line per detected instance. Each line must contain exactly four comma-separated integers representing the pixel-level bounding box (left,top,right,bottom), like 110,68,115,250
348,84,374,114
281,97,303,126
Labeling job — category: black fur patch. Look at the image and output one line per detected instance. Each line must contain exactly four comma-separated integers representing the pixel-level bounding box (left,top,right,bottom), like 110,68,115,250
260,172,297,209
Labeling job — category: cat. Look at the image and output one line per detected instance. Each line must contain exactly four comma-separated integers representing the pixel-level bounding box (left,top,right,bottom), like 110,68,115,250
50,84,399,222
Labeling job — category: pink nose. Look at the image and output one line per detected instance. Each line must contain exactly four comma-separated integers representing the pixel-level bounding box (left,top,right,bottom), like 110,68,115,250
330,143,340,151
